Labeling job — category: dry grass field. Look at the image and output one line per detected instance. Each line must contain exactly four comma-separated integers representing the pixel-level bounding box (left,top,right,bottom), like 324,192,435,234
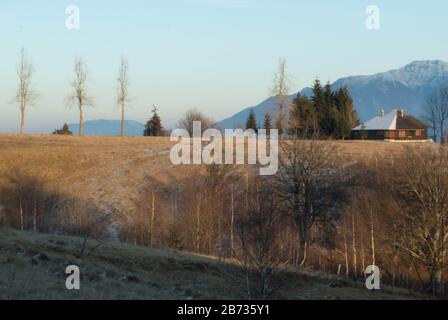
0,134,425,223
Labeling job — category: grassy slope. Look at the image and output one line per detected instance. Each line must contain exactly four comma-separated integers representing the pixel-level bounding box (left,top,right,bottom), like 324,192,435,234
0,135,432,300
0,134,415,221
0,228,423,300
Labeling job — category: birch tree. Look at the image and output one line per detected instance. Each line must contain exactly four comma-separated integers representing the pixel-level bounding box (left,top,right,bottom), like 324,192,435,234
66,57,93,136
271,58,290,137
117,57,130,136
15,48,38,135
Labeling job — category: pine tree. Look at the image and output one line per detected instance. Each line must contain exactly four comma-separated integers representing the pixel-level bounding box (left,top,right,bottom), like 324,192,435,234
144,105,163,136
319,82,338,137
311,79,324,115
334,87,360,140
263,112,272,135
289,94,316,138
245,109,258,133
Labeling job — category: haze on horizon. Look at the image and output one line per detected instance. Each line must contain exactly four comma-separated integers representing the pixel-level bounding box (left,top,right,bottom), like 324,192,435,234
1,0,447,133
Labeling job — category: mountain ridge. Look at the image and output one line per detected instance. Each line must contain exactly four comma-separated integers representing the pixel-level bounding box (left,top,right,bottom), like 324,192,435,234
68,119,145,136
218,60,448,129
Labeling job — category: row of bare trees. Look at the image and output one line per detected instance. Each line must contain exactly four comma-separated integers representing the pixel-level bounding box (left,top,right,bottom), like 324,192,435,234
117,139,448,297
13,48,131,136
13,50,292,138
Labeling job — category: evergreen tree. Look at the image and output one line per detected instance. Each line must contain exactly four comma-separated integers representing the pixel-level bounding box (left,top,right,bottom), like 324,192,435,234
53,123,73,135
263,112,272,135
289,94,316,138
144,105,163,136
334,87,360,140
318,82,338,137
245,109,258,133
311,79,324,115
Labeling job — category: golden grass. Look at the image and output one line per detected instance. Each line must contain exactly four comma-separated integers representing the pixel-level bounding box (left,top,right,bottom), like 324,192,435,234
0,134,424,214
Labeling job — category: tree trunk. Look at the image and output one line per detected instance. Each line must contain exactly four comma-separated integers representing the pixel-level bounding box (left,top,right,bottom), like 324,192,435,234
121,103,125,137
360,234,366,278
33,198,37,232
298,235,308,267
440,121,445,144
196,194,201,252
20,107,25,135
344,228,349,277
230,189,235,256
352,212,358,279
150,191,155,246
79,104,84,136
370,209,376,266
19,198,24,231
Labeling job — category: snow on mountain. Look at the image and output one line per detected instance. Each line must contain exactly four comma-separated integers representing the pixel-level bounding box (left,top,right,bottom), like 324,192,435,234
218,60,448,129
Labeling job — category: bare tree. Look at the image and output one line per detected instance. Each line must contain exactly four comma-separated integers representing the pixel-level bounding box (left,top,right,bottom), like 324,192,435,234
15,48,38,135
275,137,348,266
271,58,290,137
117,57,130,136
393,146,448,295
424,93,439,142
424,86,448,143
235,177,286,299
177,108,214,135
66,57,93,136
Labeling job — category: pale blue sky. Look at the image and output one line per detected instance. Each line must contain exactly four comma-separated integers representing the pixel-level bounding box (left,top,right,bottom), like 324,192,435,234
1,0,447,132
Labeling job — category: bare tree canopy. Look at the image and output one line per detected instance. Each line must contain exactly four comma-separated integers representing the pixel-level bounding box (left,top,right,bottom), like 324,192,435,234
15,48,38,135
271,58,291,137
66,57,93,136
275,138,348,266
424,86,448,143
235,176,286,299
392,146,448,295
117,57,130,137
176,108,214,135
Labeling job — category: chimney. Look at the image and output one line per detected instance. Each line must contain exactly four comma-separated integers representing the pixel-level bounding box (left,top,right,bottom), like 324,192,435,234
398,109,405,117
380,109,385,117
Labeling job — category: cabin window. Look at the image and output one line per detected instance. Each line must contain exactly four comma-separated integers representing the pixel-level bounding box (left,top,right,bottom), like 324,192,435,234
416,130,422,137
399,130,406,138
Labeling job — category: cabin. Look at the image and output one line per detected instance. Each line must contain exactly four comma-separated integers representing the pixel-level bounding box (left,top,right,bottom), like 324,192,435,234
352,109,428,141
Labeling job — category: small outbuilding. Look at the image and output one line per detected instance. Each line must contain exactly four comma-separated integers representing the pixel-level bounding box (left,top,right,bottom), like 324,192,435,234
352,109,428,141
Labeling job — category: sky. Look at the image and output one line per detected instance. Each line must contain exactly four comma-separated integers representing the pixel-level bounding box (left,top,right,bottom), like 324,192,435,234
1,0,448,133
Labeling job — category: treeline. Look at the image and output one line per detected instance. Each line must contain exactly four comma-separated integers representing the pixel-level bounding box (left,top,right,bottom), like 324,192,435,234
246,80,360,140
2,139,446,298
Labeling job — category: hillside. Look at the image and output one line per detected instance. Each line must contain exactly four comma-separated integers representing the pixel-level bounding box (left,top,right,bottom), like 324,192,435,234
0,228,422,300
0,134,419,227
0,135,437,300
218,60,448,128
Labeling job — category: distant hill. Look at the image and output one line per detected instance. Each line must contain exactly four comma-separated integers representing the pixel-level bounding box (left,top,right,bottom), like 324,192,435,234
68,120,145,136
218,60,448,129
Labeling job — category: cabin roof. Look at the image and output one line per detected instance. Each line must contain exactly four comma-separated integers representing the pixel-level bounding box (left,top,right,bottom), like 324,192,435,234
353,109,427,131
